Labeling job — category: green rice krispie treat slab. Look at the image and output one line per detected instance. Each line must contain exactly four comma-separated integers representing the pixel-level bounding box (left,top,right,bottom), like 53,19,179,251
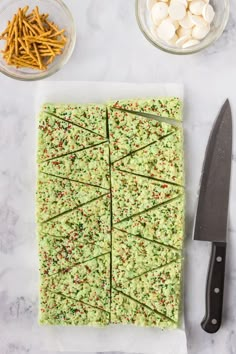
42,253,111,311
37,173,104,223
117,196,184,250
40,142,110,189
121,259,182,322
112,229,181,288
39,289,109,325
108,109,175,162
110,97,182,121
112,169,183,223
39,232,111,276
111,290,175,328
38,112,106,162
38,194,110,239
115,131,184,185
37,97,184,327
43,103,107,137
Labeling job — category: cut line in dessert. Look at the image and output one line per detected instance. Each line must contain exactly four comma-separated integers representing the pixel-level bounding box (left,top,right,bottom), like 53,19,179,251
44,110,106,138
116,169,184,188
114,194,183,225
46,251,111,277
113,227,180,251
39,171,110,191
47,289,111,314
42,193,110,224
113,288,177,325
41,140,108,163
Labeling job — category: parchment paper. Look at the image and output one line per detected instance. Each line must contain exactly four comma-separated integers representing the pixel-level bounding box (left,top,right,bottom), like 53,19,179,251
34,81,187,354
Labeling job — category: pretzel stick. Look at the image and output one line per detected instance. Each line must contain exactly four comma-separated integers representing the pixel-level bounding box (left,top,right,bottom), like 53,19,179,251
0,6,67,70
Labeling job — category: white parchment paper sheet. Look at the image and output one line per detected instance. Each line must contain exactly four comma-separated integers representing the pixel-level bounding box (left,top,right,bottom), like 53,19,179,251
34,81,187,354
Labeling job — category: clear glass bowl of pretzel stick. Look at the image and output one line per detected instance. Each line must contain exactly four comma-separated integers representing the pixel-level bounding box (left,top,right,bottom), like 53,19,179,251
0,0,76,80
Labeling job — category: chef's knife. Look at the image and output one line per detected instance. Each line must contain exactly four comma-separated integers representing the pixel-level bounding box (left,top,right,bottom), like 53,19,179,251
193,99,232,334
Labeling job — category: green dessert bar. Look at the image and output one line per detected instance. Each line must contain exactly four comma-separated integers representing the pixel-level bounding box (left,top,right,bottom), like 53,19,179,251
37,173,104,223
38,194,110,239
111,290,175,328
41,253,111,312
112,229,181,289
114,130,184,185
117,196,184,250
43,103,107,137
119,260,182,322
37,112,106,162
39,195,111,276
110,97,182,121
39,231,110,276
112,169,183,223
39,289,109,326
40,142,110,189
108,108,175,162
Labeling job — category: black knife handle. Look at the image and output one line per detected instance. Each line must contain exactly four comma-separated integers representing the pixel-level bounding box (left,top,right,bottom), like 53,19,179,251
201,242,226,333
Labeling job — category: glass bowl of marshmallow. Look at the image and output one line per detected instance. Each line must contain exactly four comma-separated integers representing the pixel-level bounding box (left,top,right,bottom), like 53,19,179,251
136,0,229,54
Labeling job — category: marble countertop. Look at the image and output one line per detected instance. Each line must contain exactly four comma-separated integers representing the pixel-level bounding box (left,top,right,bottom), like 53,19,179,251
0,1,236,354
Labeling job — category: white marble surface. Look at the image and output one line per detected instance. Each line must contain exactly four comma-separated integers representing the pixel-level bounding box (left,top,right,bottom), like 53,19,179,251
0,1,236,354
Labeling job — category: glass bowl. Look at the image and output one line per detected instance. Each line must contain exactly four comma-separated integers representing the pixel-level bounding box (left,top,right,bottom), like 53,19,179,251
0,0,76,80
136,0,230,55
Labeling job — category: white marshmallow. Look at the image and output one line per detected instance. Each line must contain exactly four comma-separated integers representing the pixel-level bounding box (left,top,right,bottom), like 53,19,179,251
166,16,180,29
147,0,157,11
192,24,210,39
182,38,200,47
179,11,194,29
151,12,162,26
189,13,208,27
168,1,186,20
168,34,178,45
173,0,188,7
202,4,215,23
151,2,169,21
176,34,191,46
177,26,192,37
189,1,205,15
157,18,176,40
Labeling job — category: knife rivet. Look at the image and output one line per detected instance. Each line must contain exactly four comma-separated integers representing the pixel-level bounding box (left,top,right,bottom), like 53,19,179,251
214,288,220,294
211,319,217,325
216,256,222,262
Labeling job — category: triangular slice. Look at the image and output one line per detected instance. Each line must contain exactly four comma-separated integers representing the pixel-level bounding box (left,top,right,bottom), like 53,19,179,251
115,131,184,185
42,103,107,137
117,197,184,250
123,260,182,322
110,97,182,121
37,112,106,162
36,173,104,223
112,169,183,223
111,290,176,328
42,254,110,311
39,289,109,325
40,143,110,189
38,194,111,239
112,229,180,288
108,109,175,162
39,233,111,276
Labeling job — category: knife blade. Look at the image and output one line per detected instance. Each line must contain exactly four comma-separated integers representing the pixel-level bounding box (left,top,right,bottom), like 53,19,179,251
193,99,232,333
